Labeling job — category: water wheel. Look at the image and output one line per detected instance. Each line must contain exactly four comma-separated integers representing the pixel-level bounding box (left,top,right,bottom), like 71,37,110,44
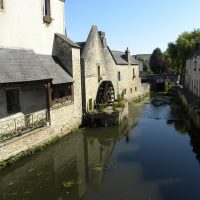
96,81,115,107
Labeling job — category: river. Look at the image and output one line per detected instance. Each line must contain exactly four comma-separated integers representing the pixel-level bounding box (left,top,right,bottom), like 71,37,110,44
0,95,200,200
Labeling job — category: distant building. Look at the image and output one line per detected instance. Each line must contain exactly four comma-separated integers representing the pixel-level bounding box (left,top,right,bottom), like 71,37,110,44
79,26,149,112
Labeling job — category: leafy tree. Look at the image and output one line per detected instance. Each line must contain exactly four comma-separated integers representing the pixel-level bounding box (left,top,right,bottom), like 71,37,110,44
150,48,163,73
166,29,200,73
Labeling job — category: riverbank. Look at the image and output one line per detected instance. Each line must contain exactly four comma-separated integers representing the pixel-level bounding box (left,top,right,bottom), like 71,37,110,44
0,124,82,170
0,92,150,170
1,94,200,200
174,86,200,129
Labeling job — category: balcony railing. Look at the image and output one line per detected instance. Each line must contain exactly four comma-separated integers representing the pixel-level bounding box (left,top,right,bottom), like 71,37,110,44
0,110,48,142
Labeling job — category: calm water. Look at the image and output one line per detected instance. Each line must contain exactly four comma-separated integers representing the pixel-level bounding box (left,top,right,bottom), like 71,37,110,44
1,95,200,200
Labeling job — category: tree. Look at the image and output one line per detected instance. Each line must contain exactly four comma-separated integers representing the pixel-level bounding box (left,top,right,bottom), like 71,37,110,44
150,48,163,73
166,29,200,73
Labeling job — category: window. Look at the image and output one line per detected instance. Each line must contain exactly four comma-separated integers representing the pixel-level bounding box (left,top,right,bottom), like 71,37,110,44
135,87,137,91
133,68,135,79
52,84,72,100
43,0,52,23
97,65,102,82
118,72,121,81
97,65,101,77
0,0,3,10
6,89,20,114
130,88,132,93
124,89,126,95
44,0,51,16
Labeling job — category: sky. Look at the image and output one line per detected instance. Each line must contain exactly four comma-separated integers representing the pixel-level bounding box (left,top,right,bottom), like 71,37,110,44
65,0,200,55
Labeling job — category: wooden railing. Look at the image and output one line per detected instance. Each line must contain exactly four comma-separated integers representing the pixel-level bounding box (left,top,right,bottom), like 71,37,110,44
0,110,48,142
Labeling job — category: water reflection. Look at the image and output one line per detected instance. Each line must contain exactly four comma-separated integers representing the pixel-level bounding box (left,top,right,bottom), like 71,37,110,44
0,116,132,200
1,96,200,200
0,134,86,200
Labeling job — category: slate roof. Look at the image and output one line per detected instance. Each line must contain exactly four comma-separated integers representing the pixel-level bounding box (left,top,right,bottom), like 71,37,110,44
38,55,73,84
55,33,80,48
110,50,139,65
0,48,51,84
0,48,73,84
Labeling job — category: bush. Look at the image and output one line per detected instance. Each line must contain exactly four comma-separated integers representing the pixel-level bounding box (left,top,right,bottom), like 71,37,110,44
165,82,173,92
112,102,117,111
98,104,104,112
117,102,126,109
117,91,125,102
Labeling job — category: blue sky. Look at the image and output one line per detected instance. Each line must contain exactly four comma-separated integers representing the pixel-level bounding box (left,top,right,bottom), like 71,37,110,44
65,0,200,54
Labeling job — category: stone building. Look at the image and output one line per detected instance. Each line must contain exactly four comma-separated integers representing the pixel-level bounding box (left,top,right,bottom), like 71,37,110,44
185,43,200,97
79,25,149,112
0,0,82,141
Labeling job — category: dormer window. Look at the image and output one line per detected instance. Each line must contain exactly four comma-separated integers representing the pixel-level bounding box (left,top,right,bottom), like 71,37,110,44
43,0,52,24
0,0,4,10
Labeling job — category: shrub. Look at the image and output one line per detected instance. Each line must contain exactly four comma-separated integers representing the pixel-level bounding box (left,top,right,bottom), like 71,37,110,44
112,102,117,111
98,104,104,112
117,102,126,109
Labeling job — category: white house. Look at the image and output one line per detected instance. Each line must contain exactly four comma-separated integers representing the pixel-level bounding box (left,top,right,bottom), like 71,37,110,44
185,44,200,97
0,0,82,141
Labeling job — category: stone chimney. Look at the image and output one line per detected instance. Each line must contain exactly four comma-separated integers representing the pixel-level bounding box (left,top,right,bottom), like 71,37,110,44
99,31,107,48
125,47,131,64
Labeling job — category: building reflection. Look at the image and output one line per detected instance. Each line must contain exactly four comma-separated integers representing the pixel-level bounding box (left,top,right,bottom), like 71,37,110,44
0,115,135,200
83,118,132,192
0,134,86,200
188,128,200,163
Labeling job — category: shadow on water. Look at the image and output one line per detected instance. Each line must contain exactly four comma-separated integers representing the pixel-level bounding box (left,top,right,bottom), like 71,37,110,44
0,94,200,200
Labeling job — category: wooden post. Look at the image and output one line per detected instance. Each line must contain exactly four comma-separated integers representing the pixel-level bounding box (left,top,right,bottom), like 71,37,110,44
71,84,74,102
45,81,52,124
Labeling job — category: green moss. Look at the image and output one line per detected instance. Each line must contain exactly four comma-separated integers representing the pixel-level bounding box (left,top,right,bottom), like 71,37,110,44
0,133,73,170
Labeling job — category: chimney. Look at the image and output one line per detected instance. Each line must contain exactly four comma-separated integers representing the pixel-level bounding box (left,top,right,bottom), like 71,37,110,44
99,31,107,48
125,47,131,64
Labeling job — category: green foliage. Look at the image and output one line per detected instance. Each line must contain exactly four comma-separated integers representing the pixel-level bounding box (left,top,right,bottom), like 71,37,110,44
98,104,104,112
166,29,200,73
150,48,170,74
165,82,173,92
143,63,148,72
89,98,93,111
117,102,126,109
112,102,117,111
137,56,144,62
117,91,125,102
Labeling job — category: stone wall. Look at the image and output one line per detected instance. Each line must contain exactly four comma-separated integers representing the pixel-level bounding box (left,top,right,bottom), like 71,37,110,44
176,86,200,129
81,26,108,110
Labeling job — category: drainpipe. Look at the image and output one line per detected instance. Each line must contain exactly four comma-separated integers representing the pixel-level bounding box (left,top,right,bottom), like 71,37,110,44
81,58,86,115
